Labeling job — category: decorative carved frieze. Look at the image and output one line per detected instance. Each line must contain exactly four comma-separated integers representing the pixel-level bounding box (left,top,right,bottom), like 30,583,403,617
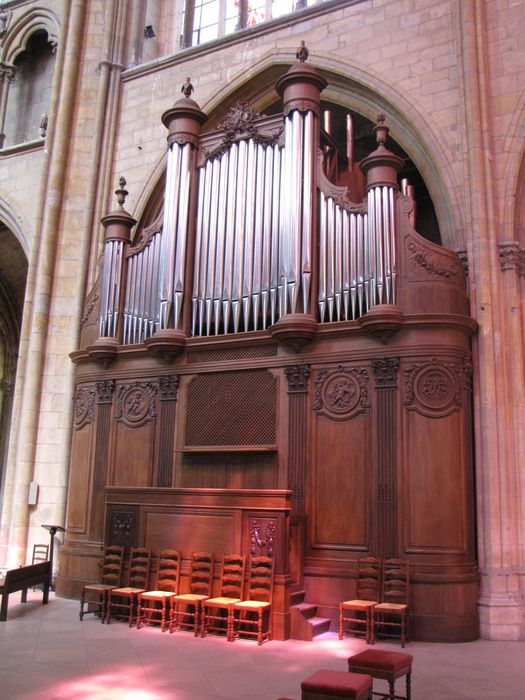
73,387,95,429
96,379,115,404
313,365,369,420
404,357,463,415
285,364,310,394
372,358,400,387
250,519,276,558
498,241,525,276
456,249,469,277
109,509,137,548
407,240,465,288
80,289,99,329
159,375,179,401
115,382,157,426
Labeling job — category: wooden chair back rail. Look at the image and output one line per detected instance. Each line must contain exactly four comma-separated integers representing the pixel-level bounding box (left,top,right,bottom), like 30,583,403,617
0,562,51,621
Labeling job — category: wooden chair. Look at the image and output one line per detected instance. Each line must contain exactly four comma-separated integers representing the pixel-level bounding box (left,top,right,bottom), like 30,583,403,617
170,551,214,635
201,553,246,639
31,543,49,590
136,549,180,632
339,556,381,643
107,547,152,626
79,545,124,622
372,558,410,646
230,555,274,644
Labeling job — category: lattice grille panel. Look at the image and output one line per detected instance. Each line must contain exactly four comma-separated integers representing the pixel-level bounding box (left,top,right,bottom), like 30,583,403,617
185,370,277,446
187,345,277,364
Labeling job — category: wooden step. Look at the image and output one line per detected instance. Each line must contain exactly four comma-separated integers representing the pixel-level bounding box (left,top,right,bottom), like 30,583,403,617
290,601,332,641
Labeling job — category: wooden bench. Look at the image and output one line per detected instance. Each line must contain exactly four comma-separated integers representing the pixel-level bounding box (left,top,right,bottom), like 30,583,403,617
0,561,51,621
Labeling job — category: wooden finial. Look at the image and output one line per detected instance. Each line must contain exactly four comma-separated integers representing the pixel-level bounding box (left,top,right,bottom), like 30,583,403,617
115,177,128,208
296,40,309,63
374,113,389,146
181,77,194,98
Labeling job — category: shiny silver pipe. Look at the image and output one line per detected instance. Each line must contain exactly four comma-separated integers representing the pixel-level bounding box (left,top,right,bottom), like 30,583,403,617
192,165,206,335
205,157,220,335
150,234,161,336
356,212,364,316
250,144,264,331
124,253,135,343
172,143,192,329
346,113,353,172
112,241,124,337
213,152,228,334
159,143,182,328
302,110,314,313
381,186,391,304
326,196,335,322
318,191,327,321
107,242,118,337
280,115,293,317
389,187,397,303
242,138,257,331
334,204,343,321
222,142,238,333
198,159,213,335
349,212,357,319
290,109,304,313
270,143,281,325
375,186,384,305
231,139,248,333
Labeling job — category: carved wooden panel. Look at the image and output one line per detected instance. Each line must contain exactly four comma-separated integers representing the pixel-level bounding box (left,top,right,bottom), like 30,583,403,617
110,381,158,487
249,517,277,558
404,357,463,417
178,452,278,489
402,408,467,553
144,511,237,557
311,365,371,550
106,505,138,549
67,386,96,533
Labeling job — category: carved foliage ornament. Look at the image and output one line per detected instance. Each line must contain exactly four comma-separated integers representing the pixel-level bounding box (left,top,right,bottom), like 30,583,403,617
159,375,179,400
250,519,276,558
407,240,465,288
285,364,310,394
372,358,400,387
96,379,115,404
110,510,135,546
73,387,95,429
313,365,369,420
498,241,525,276
116,382,157,426
204,103,282,161
404,357,463,416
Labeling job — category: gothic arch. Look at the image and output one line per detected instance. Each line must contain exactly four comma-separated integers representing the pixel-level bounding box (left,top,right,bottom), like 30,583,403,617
501,87,525,244
1,7,59,65
200,50,465,252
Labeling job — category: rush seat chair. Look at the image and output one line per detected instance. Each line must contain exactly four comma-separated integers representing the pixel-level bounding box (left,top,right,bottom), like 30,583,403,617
79,545,124,622
339,556,381,643
230,555,274,644
201,553,246,639
170,551,214,635
107,547,152,626
136,549,180,632
372,558,410,646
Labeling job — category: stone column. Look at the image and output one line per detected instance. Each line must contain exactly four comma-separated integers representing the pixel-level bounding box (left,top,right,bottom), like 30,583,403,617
0,63,16,148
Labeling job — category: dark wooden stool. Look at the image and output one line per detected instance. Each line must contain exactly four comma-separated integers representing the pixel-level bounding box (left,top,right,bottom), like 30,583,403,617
347,650,413,700
301,669,372,700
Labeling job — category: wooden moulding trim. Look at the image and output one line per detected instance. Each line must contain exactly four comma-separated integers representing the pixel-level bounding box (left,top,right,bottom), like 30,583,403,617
181,445,278,453
105,486,292,510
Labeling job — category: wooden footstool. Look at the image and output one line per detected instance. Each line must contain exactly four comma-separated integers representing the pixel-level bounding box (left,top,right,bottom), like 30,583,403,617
347,650,413,700
301,669,372,700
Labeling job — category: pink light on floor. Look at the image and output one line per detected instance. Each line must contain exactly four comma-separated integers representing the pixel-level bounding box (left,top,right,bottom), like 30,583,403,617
27,667,172,700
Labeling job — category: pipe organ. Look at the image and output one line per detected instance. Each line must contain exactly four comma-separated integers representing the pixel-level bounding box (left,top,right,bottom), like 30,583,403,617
60,54,479,644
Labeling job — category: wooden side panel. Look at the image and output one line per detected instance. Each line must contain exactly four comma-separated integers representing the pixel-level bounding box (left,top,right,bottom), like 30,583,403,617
311,413,370,547
111,423,155,487
404,411,466,551
67,424,94,533
178,453,278,489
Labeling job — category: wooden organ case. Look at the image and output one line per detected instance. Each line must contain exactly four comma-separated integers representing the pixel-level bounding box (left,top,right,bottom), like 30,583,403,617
58,55,479,642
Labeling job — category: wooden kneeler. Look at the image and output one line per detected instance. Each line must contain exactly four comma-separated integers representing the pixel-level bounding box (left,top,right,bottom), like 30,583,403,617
301,669,372,700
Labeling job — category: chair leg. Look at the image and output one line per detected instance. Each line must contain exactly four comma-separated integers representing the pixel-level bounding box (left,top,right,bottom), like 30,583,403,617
406,671,411,700
388,679,395,699
338,604,343,640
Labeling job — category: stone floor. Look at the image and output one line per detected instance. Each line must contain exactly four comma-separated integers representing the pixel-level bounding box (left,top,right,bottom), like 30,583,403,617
0,592,523,699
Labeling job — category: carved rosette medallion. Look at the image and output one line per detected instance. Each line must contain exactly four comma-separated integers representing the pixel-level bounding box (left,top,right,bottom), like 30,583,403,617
372,358,400,387
116,382,157,427
404,357,462,416
249,519,276,558
313,365,369,420
285,364,310,394
96,379,115,404
159,375,179,401
73,387,95,429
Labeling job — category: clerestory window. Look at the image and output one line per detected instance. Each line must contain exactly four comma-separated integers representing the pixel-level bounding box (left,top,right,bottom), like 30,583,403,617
182,0,322,48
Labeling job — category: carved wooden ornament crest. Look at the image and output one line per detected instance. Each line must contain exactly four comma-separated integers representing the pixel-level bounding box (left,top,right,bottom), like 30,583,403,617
404,357,462,416
313,365,369,420
73,387,95,429
116,382,157,427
